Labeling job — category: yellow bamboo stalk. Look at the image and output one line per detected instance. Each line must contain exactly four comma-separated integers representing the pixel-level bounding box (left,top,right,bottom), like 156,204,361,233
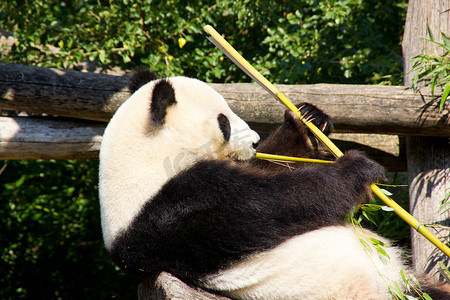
255,152,334,164
204,24,450,258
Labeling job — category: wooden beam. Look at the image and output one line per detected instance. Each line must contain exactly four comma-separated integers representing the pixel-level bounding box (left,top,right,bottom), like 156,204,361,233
0,116,104,160
0,63,129,121
1,63,449,136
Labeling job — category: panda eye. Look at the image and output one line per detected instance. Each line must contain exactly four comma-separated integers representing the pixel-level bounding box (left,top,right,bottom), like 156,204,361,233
217,113,231,142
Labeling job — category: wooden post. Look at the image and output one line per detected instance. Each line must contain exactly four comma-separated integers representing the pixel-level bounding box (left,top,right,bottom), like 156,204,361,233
402,0,450,280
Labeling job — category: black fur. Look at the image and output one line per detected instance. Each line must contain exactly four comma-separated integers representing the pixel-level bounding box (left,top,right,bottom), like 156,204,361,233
110,103,385,282
250,103,334,172
150,79,177,125
107,100,450,298
217,114,231,142
111,149,385,282
297,102,333,135
128,68,159,94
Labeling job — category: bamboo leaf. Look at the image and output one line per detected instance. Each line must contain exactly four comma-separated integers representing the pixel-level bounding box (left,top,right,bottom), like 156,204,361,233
362,210,377,225
442,32,450,47
370,237,388,247
359,238,373,254
379,188,393,196
362,204,382,211
439,83,450,113
400,269,409,286
381,206,395,212
389,282,404,299
409,274,420,287
375,244,390,259
430,75,437,96
426,22,435,42
423,293,433,300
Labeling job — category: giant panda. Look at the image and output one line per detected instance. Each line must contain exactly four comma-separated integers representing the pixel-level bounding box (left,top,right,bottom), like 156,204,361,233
99,69,407,299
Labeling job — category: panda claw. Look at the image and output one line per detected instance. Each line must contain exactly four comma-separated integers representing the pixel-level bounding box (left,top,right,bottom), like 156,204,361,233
289,103,334,136
296,104,307,112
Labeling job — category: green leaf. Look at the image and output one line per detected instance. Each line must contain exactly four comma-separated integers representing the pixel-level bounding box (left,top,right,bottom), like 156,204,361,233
370,238,388,247
361,204,382,211
442,32,450,47
379,188,393,196
389,281,404,299
375,244,390,259
359,238,373,253
381,206,395,212
423,293,433,300
426,22,435,42
99,50,106,64
439,83,450,113
430,75,437,96
362,210,377,226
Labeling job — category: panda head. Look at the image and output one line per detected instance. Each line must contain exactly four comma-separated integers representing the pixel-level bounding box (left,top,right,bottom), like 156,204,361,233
99,73,260,249
115,74,259,160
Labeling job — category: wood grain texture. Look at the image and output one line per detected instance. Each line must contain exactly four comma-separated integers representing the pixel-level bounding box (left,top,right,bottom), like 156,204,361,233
403,0,450,280
1,63,449,136
407,137,450,277
0,63,129,121
0,116,104,160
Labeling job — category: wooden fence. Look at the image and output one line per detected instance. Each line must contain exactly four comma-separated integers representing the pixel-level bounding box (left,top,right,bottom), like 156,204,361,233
1,62,448,171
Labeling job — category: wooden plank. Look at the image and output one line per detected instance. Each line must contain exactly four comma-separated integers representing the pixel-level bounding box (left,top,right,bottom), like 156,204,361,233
0,62,128,121
0,116,104,160
1,63,449,136
214,83,450,136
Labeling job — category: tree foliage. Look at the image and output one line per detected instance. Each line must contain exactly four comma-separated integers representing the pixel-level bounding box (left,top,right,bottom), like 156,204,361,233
0,160,136,299
0,0,408,298
1,0,406,84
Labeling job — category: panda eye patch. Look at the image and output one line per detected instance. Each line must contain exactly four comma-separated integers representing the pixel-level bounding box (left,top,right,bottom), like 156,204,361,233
217,113,231,142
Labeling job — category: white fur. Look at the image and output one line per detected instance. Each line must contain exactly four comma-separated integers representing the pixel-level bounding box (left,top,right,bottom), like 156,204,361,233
99,77,259,250
202,225,406,300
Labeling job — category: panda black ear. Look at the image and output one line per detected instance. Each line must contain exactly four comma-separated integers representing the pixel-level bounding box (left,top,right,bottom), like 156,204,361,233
128,68,159,94
150,79,177,125
217,113,231,142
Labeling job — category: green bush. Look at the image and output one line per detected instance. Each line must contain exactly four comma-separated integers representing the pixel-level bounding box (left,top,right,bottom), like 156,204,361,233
0,160,137,299
1,0,406,84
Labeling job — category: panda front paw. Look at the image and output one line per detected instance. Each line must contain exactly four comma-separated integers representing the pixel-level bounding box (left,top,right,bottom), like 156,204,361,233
337,150,386,185
284,103,333,136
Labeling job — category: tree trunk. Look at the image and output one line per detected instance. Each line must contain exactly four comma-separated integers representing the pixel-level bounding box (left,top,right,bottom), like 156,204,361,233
402,0,450,280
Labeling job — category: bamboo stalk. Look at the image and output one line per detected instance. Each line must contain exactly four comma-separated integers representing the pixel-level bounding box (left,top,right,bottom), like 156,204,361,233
255,152,334,164
204,25,450,259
